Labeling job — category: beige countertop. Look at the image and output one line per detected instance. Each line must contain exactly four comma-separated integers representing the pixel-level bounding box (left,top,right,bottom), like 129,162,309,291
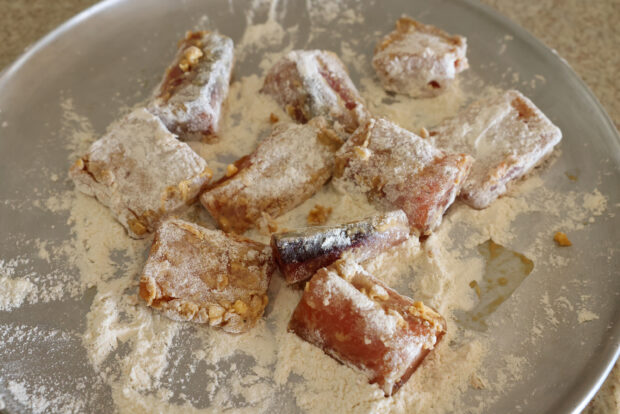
0,0,618,412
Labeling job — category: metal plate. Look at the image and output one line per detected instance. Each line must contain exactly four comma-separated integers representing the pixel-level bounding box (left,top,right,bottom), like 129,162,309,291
0,0,618,413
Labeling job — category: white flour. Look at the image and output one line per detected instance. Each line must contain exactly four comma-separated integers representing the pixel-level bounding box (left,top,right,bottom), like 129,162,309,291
0,276,33,312
7,380,85,414
0,1,617,413
0,260,34,312
577,309,600,324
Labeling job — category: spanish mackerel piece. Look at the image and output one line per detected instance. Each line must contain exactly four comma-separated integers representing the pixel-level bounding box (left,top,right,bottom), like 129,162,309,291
333,117,473,235
139,218,274,334
261,49,368,139
429,89,562,208
271,210,410,285
69,108,212,239
148,30,234,141
373,17,468,98
289,259,447,396
201,118,342,234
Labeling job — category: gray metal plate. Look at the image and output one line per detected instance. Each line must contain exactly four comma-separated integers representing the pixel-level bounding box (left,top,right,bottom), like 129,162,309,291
0,0,618,413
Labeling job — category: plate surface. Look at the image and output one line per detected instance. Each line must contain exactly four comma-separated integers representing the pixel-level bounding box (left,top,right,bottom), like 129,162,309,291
0,0,618,413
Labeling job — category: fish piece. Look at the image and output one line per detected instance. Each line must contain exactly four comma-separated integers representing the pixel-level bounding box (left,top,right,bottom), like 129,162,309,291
333,118,473,235
261,49,368,139
200,118,342,234
429,90,562,208
69,108,212,239
289,260,446,396
139,218,274,334
271,210,410,285
149,30,234,141
373,17,468,98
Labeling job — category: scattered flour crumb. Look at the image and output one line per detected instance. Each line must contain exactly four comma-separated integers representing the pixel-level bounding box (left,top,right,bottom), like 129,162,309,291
0,275,34,311
7,381,85,414
577,309,599,323
541,293,559,326
583,189,607,216
237,0,285,57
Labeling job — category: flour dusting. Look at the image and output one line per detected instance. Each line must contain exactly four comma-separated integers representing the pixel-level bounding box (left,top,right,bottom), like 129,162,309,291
0,1,617,413
0,264,34,311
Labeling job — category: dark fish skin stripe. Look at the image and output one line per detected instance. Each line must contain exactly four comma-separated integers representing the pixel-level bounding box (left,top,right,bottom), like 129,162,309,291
273,221,376,264
271,210,410,284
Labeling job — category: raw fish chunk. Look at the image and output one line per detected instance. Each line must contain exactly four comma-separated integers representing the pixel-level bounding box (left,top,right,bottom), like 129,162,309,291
333,118,472,235
373,17,468,98
261,50,368,139
429,90,562,208
69,108,212,239
289,260,446,396
201,118,342,234
149,30,234,141
139,218,274,333
271,210,410,285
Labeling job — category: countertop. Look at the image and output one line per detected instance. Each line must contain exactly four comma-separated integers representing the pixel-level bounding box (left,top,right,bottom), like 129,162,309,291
0,0,618,412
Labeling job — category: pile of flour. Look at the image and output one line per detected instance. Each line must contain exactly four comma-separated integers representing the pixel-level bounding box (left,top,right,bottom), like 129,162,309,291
0,0,615,413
